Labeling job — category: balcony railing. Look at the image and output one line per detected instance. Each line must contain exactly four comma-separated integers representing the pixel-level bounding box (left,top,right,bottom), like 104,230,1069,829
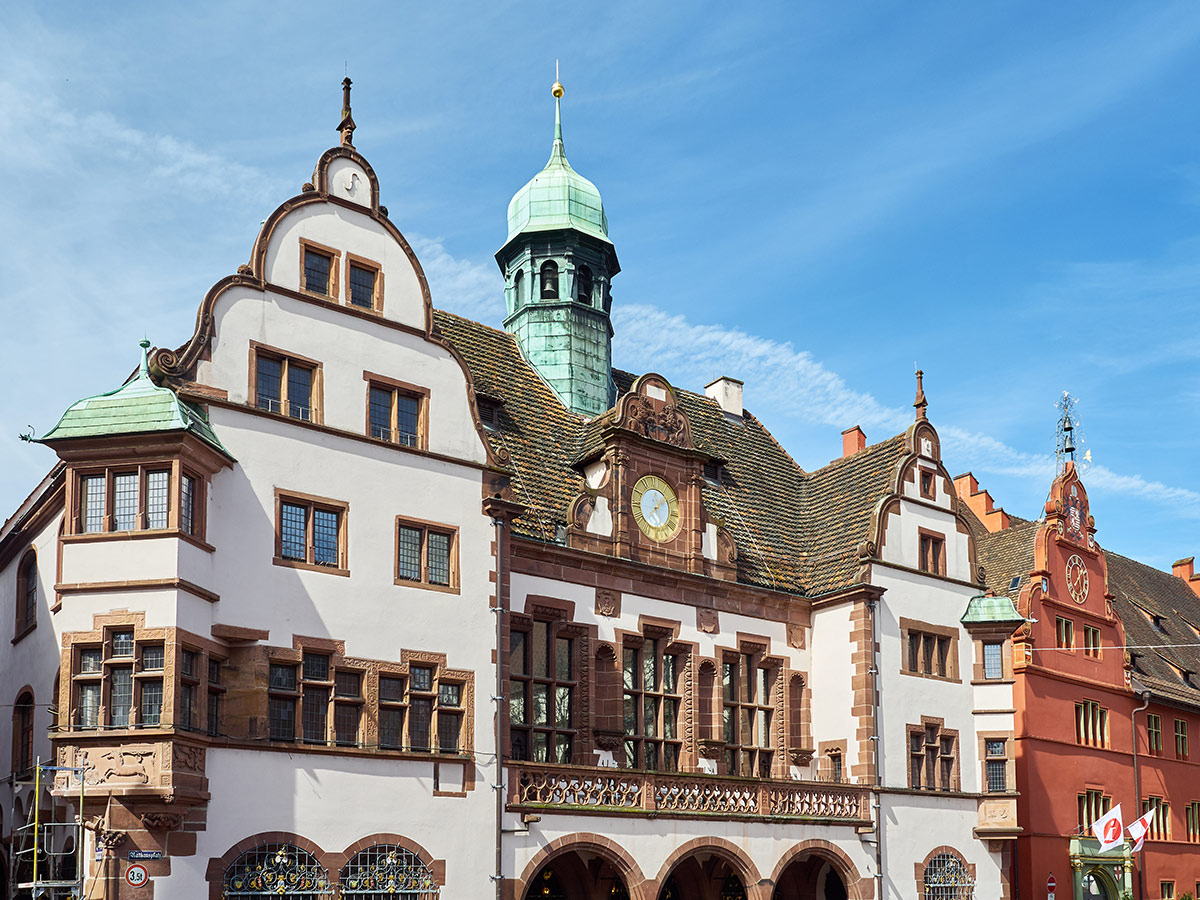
508,762,871,824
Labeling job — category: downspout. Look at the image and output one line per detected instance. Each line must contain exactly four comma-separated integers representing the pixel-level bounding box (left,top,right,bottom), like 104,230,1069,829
1131,691,1151,900
869,596,885,900
492,515,507,900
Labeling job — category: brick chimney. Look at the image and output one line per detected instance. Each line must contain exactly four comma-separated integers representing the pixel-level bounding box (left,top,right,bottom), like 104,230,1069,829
1173,557,1200,599
705,376,744,418
952,472,1011,532
841,426,866,458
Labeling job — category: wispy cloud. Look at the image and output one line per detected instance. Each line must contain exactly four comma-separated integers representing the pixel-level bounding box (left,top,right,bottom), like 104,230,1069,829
415,235,506,324
611,304,1200,517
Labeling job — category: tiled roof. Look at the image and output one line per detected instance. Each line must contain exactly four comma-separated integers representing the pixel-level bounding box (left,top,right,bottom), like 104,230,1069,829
1106,552,1200,707
434,310,911,596
975,520,1040,597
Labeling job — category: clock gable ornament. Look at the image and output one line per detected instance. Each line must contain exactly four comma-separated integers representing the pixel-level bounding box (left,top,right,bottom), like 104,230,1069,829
1065,554,1089,604
631,474,681,543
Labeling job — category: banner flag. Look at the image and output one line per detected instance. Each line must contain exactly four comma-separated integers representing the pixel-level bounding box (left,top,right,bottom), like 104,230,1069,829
1127,808,1157,853
1091,804,1124,852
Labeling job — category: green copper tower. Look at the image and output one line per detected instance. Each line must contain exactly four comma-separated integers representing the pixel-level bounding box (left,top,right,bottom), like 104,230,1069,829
497,77,619,417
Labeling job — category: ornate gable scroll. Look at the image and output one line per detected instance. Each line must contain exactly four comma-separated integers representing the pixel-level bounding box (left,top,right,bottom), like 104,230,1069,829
612,374,693,449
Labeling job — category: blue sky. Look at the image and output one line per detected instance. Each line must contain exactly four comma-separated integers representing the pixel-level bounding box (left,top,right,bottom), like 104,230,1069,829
2,2,1198,569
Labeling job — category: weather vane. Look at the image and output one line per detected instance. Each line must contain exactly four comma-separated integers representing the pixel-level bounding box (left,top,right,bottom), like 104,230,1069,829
1054,391,1091,474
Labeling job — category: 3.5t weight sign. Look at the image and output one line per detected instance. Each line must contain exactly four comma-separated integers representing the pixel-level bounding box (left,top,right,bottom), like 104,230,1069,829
124,863,149,887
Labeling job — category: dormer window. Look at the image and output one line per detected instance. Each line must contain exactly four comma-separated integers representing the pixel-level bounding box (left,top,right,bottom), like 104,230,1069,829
576,265,593,305
703,460,724,486
540,261,559,299
476,395,503,431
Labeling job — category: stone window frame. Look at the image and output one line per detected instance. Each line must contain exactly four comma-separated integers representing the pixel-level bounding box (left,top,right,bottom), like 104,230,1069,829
69,460,206,541
899,617,961,683
1077,786,1112,830
616,619,685,772
344,251,384,313
14,548,37,643
1175,718,1189,760
273,488,350,577
298,238,342,301
63,615,173,732
977,730,1015,794
1075,699,1109,748
263,639,472,759
11,688,34,776
1082,624,1102,658
918,466,937,500
363,371,430,450
1143,795,1170,840
717,639,783,779
1147,713,1163,757
249,341,324,425
817,739,848,783
508,609,580,765
1055,616,1075,650
393,514,459,593
913,846,975,900
917,528,946,576
906,716,960,792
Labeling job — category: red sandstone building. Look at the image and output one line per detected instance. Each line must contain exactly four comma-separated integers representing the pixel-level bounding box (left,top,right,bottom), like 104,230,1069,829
961,466,1200,900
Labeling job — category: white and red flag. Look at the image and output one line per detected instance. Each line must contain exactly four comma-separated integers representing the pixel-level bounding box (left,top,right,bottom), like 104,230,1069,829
1126,808,1156,852
1091,804,1124,852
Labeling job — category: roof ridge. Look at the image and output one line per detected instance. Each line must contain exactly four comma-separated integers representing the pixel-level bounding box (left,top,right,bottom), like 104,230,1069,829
807,432,907,477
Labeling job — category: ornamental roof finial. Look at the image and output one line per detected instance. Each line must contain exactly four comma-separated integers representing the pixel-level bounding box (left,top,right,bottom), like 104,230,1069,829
552,60,565,149
138,338,151,379
913,368,928,421
338,76,356,148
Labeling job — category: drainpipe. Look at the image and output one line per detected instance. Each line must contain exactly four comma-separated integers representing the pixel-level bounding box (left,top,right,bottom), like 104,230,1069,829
1131,691,1151,900
868,596,886,900
492,515,507,900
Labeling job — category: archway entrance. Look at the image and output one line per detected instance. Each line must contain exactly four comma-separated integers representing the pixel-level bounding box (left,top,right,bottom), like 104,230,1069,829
525,852,630,900
1081,870,1115,900
773,853,848,900
659,853,747,900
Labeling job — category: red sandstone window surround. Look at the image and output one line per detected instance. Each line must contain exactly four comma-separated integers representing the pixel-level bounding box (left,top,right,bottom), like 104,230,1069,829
251,343,322,424
919,468,936,500
508,620,576,763
901,618,959,681
918,529,946,576
621,636,683,771
908,719,959,791
299,238,341,299
365,372,429,449
71,464,204,539
722,651,776,777
394,515,458,592
273,489,349,576
14,549,37,640
12,691,34,776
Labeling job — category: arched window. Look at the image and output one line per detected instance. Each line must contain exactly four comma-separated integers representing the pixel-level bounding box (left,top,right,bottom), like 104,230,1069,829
576,265,593,305
13,692,34,775
340,844,439,898
223,844,331,897
923,852,974,900
512,270,524,308
16,550,36,636
540,261,559,299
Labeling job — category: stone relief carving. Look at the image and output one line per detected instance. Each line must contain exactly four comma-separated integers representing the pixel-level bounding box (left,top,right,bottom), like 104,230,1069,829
696,609,719,634
171,744,205,773
594,588,621,617
140,813,184,831
786,624,805,649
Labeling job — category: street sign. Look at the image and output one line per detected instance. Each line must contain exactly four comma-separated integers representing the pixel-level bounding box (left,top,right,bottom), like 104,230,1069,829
1047,875,1057,892
124,864,149,887
129,850,163,861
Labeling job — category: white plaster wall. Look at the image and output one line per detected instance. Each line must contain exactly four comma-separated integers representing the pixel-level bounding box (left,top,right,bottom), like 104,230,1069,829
880,498,971,582
262,199,425,330
810,602,857,764
199,408,494,665
60,537,180,585
181,748,497,898
874,566,979,791
881,795,1005,900
0,511,65,790
197,285,485,464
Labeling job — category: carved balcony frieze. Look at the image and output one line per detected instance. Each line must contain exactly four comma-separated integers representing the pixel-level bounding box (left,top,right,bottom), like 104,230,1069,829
507,762,871,824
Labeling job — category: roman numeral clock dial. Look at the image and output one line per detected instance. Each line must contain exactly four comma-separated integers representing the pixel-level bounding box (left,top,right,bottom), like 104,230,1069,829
631,475,681,543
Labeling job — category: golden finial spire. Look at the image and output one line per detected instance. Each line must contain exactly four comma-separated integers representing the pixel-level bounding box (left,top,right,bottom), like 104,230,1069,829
552,59,564,98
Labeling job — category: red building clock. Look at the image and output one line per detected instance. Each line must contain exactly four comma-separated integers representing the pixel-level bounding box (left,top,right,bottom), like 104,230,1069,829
1065,554,1089,604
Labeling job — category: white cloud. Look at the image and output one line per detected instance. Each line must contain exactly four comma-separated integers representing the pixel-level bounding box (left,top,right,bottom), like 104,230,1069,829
411,235,506,324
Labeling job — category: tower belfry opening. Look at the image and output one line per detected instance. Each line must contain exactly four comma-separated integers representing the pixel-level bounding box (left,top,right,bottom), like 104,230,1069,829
496,72,620,417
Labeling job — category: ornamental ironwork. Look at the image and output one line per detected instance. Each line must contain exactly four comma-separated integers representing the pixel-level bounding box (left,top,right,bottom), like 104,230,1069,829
223,844,331,897
923,853,975,900
339,845,439,898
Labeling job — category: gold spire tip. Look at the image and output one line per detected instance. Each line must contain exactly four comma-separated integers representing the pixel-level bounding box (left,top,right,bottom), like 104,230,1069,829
552,58,563,98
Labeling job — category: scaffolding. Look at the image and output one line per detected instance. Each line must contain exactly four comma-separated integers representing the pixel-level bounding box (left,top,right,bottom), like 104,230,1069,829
7,757,85,900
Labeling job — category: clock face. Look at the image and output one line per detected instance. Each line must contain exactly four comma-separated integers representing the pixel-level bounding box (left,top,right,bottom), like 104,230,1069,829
631,475,680,542
1066,554,1089,604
